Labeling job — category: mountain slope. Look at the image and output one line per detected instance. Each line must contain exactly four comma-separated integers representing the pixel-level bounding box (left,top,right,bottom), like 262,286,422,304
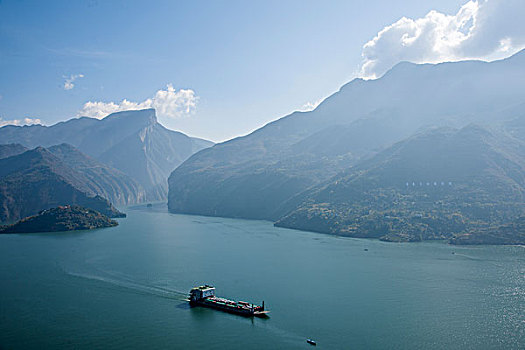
47,143,146,205
0,109,213,201
97,119,210,200
275,125,525,242
168,50,525,220
0,144,27,159
450,216,525,245
0,147,124,223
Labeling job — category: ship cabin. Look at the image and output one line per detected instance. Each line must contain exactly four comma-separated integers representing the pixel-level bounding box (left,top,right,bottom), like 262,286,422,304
190,285,216,301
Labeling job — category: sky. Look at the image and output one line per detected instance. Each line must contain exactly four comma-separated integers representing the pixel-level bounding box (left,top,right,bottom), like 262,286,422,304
0,0,524,142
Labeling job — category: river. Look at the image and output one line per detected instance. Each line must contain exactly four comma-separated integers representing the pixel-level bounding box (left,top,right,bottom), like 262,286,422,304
0,204,523,349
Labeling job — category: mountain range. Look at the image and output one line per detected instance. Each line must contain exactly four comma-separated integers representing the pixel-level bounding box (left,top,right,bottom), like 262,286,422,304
0,145,125,223
2,51,524,243
0,109,213,201
0,142,145,206
168,50,525,244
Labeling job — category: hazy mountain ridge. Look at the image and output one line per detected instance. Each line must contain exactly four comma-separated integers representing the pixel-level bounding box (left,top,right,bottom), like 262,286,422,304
168,50,525,222
47,143,146,205
0,144,28,159
0,147,124,223
97,118,209,200
0,109,213,201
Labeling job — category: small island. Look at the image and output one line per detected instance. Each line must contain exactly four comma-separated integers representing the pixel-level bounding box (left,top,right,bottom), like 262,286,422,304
0,205,119,234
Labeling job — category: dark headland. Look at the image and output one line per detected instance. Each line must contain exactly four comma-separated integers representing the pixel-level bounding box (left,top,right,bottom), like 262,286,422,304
0,206,119,234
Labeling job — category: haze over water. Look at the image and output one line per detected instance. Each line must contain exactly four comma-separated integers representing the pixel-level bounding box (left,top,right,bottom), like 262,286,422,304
0,205,523,349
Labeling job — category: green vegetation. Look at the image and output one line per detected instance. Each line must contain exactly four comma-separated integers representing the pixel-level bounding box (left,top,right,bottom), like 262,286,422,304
276,124,525,245
450,216,525,245
0,206,118,234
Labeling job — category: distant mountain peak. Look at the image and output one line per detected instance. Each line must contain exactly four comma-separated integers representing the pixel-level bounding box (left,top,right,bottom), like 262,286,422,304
0,107,213,201
29,146,56,159
168,42,525,224
102,108,157,125
457,123,493,135
51,143,77,150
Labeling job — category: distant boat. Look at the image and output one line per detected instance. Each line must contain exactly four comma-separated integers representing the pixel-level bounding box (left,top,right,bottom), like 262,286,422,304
188,285,269,317
307,339,317,346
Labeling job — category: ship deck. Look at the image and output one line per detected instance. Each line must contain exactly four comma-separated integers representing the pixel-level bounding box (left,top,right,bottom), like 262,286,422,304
204,296,258,311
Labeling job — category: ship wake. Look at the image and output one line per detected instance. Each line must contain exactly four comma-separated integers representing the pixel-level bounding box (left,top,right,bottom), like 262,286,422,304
65,269,188,301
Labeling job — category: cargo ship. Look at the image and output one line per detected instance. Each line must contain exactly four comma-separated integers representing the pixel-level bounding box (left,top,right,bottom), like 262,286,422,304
189,285,269,317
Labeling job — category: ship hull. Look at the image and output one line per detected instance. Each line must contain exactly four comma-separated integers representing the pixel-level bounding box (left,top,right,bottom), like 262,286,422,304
188,285,269,318
190,300,268,318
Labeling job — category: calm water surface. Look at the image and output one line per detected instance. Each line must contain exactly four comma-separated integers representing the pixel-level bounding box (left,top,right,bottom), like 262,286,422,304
0,204,523,349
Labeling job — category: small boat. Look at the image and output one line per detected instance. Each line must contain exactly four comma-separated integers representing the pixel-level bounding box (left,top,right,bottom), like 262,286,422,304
307,339,317,346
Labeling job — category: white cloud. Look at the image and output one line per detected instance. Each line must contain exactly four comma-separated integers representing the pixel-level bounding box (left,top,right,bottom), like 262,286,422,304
360,0,525,79
0,117,43,127
299,98,323,112
63,74,84,90
77,84,198,120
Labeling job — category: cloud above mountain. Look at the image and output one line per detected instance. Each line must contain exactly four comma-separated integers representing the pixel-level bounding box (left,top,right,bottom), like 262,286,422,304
77,84,198,120
0,117,42,127
63,74,84,90
360,0,525,79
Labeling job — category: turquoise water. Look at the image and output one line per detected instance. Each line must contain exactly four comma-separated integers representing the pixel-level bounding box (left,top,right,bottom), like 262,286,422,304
0,204,523,349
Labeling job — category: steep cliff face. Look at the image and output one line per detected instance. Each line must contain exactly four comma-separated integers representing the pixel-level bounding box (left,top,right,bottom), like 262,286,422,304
0,109,213,201
97,118,211,200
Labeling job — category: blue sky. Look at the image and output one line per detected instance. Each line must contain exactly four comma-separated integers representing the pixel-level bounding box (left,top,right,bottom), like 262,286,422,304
1,0,522,142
